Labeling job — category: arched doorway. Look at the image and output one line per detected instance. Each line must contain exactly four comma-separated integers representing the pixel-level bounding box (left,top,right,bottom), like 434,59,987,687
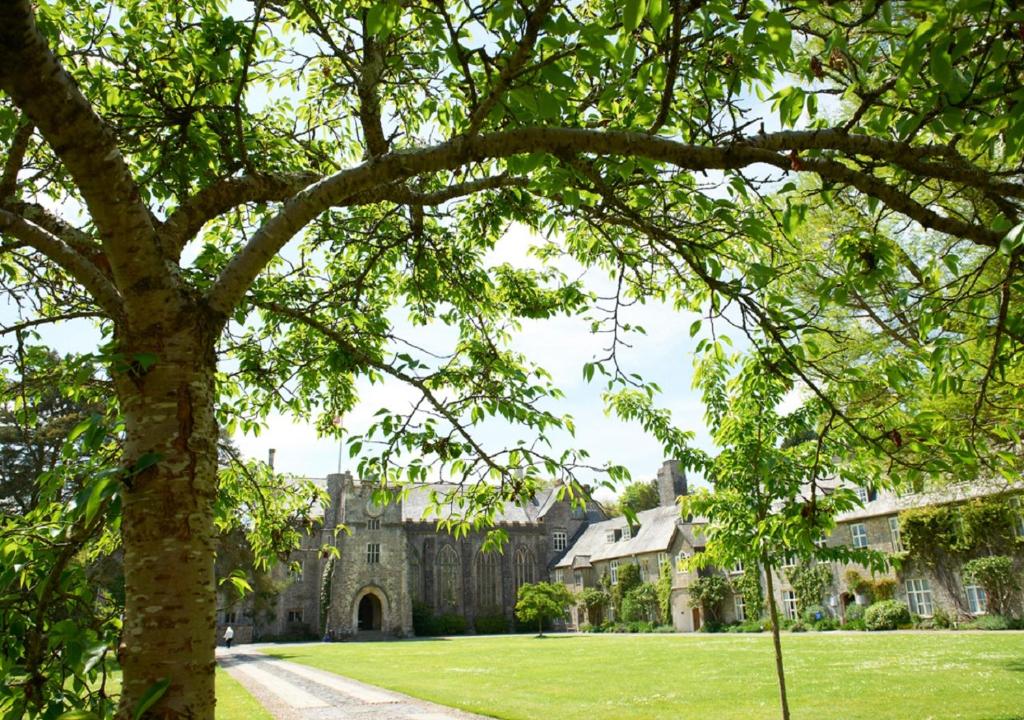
357,593,382,631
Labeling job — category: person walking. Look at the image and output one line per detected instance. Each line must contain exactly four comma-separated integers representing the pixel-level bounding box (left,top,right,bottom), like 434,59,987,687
223,626,234,649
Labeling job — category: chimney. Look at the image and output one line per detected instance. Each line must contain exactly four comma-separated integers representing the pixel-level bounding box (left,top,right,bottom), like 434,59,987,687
656,460,687,507
268,448,276,470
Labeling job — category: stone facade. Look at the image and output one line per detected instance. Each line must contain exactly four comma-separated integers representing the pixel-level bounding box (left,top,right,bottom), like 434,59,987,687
218,470,604,642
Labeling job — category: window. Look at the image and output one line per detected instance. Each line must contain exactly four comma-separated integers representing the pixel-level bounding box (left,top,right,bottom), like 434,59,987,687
224,610,237,624
1011,496,1024,538
554,569,564,585
730,561,744,575
781,553,797,569
965,584,987,615
851,523,868,549
657,552,669,569
574,570,583,588
606,531,616,543
888,517,903,552
514,547,535,594
476,551,501,609
610,559,620,585
367,517,380,530
287,609,303,623
552,531,567,552
622,525,632,540
906,578,934,617
734,594,746,621
675,552,689,573
366,543,381,564
854,486,869,504
782,590,798,620
437,545,460,609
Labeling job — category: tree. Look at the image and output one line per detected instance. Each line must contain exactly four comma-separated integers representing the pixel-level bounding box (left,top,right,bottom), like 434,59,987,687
612,479,660,517
2,0,1022,716
681,351,886,720
515,581,573,637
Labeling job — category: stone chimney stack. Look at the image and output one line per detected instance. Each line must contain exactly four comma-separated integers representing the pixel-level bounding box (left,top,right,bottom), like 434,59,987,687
656,460,687,507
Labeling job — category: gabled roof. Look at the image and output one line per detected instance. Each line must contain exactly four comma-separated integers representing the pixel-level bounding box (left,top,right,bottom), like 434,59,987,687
555,505,699,568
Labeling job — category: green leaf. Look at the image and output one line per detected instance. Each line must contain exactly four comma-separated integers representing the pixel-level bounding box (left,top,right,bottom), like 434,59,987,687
929,44,952,88
623,0,646,34
765,12,792,57
133,678,171,720
55,711,100,720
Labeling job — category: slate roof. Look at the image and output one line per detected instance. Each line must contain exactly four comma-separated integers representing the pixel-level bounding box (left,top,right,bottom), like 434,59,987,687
397,483,586,524
836,478,1021,522
554,505,701,568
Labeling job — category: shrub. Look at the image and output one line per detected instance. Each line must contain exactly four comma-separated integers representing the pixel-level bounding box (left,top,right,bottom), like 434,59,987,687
578,623,594,633
474,613,509,635
963,556,1020,616
801,605,829,625
652,624,676,633
622,583,659,622
727,620,765,633
844,603,865,624
789,620,807,632
965,614,1010,631
931,607,954,629
436,613,468,635
844,618,866,631
864,600,911,631
813,617,839,631
872,578,897,601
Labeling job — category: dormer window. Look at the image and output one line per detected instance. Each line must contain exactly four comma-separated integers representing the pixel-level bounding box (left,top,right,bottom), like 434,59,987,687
622,525,632,540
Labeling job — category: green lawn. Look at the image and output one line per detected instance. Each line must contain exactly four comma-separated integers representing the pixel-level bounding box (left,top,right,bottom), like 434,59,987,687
261,632,1024,720
100,668,272,720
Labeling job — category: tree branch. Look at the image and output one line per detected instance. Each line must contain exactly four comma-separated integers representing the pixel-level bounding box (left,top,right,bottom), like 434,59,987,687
0,0,168,305
207,126,1002,318
0,209,123,318
0,118,33,201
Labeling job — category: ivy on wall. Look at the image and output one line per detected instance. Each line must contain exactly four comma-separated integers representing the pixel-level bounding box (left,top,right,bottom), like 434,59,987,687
732,569,764,619
319,555,336,635
785,564,832,614
899,494,1023,615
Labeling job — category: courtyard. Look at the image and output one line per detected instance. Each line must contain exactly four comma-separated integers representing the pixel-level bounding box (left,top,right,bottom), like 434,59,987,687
248,632,1024,720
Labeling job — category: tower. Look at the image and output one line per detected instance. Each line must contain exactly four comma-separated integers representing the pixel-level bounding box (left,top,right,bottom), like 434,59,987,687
656,459,687,507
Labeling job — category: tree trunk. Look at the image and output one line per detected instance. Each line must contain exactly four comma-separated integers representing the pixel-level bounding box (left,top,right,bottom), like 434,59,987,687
762,556,791,720
114,325,219,720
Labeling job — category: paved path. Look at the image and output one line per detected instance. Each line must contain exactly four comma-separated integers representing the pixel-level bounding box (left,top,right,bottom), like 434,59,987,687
217,647,491,720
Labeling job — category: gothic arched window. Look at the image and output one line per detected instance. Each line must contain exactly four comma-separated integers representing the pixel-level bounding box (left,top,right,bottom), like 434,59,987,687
513,546,535,596
437,545,460,610
476,550,501,610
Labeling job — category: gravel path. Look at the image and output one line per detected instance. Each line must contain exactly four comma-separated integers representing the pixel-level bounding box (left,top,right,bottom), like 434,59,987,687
217,647,492,720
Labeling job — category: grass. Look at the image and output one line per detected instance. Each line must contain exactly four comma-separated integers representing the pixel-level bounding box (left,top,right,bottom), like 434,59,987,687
261,632,1024,720
99,668,272,720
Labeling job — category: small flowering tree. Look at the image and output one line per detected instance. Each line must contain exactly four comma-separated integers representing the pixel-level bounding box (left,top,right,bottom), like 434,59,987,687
515,582,574,637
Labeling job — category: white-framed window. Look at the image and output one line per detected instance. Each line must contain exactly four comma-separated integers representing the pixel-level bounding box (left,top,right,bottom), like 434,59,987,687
554,569,564,585
781,553,797,569
552,531,567,551
622,525,632,540
367,517,380,530
366,543,381,564
610,559,620,585
905,578,934,617
854,486,869,504
657,552,669,569
606,531,617,543
851,523,868,549
675,551,690,573
730,561,744,575
1011,496,1024,538
287,609,303,623
574,570,583,588
888,516,903,552
734,594,746,621
782,590,798,620
965,584,988,615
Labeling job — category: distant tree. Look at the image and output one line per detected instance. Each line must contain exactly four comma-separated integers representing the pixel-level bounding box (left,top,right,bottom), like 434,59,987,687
613,480,660,518
515,582,573,637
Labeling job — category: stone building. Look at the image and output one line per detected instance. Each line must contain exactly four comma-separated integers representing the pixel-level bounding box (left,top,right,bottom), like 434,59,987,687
218,469,604,642
555,472,1024,631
